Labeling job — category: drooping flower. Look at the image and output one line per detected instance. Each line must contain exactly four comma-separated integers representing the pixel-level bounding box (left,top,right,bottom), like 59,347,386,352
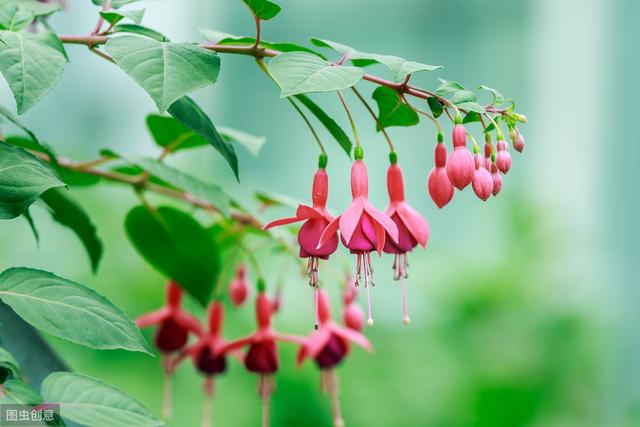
491,163,503,196
173,302,232,427
495,138,513,174
136,280,203,417
223,292,304,427
427,135,454,208
318,146,399,326
229,264,249,307
383,155,429,324
472,153,494,201
297,289,372,427
342,275,364,332
446,120,475,190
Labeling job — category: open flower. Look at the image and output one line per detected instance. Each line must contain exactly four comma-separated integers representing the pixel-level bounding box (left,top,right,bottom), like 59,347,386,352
223,292,304,427
427,136,454,208
297,289,371,427
383,157,429,324
264,157,338,288
318,147,399,326
136,280,203,417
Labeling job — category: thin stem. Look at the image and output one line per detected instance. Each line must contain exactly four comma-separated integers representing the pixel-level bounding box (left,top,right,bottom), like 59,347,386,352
262,394,270,427
202,377,214,427
400,93,443,135
161,355,173,419
351,87,394,152
89,48,115,63
336,90,360,146
253,15,262,49
255,58,325,153
483,113,504,139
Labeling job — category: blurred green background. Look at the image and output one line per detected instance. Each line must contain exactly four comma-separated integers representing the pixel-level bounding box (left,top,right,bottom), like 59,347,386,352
1,0,637,426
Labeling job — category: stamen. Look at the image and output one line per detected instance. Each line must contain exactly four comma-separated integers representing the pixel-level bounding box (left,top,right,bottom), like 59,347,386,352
326,369,345,427
161,355,173,419
202,377,214,427
401,277,410,325
363,253,374,326
307,257,320,287
355,254,362,287
314,286,319,330
259,375,274,427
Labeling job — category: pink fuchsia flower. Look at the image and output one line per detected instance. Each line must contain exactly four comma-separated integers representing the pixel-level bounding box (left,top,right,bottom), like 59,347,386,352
136,280,203,417
318,146,399,327
223,291,304,425
297,290,372,427
495,138,513,174
446,119,475,190
427,134,454,208
472,153,494,201
264,155,338,287
383,155,429,324
229,264,249,307
491,163,503,196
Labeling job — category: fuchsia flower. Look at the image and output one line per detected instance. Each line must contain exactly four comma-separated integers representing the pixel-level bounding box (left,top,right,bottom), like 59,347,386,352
491,163,503,196
495,139,513,174
224,292,304,424
264,156,338,288
446,121,475,190
427,136,454,208
383,156,429,324
297,289,371,427
318,147,399,326
136,281,202,354
472,153,494,201
229,264,249,307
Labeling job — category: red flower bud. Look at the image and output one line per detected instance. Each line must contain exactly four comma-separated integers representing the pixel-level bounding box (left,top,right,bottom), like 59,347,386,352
446,125,474,190
491,163,503,196
495,140,512,174
472,154,493,201
229,264,249,307
428,143,454,208
343,303,364,332
514,133,525,153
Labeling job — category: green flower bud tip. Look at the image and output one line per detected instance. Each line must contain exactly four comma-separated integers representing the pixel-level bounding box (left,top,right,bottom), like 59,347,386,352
454,113,463,125
318,153,328,169
472,144,480,154
484,132,492,143
437,132,444,143
389,151,398,164
354,145,364,160
257,278,266,292
490,152,496,163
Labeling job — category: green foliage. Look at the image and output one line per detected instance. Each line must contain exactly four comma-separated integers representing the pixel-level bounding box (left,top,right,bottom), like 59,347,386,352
478,85,505,106
216,126,266,156
0,3,34,31
4,0,61,17
268,51,364,97
372,86,419,129
0,267,151,354
0,142,64,220
0,31,67,114
40,188,103,273
242,0,281,21
105,36,221,112
111,24,169,42
427,96,444,118
0,346,21,381
199,29,325,58
294,94,352,156
124,205,219,306
41,372,164,427
167,97,239,180
0,379,42,405
99,9,145,26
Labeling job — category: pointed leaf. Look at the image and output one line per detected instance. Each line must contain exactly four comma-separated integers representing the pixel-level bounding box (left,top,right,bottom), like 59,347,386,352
112,24,169,42
372,86,419,129
200,29,325,58
167,97,239,180
42,372,164,427
105,36,220,112
100,8,145,25
0,142,64,220
111,0,145,8
0,379,41,405
0,267,152,354
217,126,266,157
242,0,281,21
268,51,364,97
5,0,61,17
0,31,67,114
0,4,34,31
427,96,443,118
125,206,219,306
0,346,21,381
478,84,505,105
294,94,352,156
40,188,103,273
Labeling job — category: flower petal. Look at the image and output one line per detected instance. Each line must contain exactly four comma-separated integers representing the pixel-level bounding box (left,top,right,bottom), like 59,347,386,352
305,328,332,358
363,201,399,244
174,310,204,336
318,215,341,248
396,203,429,248
332,324,372,352
135,307,170,328
339,199,364,244
263,216,302,230
296,204,323,219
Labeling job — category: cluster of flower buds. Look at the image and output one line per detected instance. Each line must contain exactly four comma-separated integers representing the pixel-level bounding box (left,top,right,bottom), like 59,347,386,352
428,115,525,207
137,275,369,427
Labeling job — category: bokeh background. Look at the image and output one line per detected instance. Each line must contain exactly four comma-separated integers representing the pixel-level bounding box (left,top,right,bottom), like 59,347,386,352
1,0,638,426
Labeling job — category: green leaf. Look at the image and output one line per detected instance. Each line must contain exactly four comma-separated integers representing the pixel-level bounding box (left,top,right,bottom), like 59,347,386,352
0,142,64,220
268,51,364,97
0,31,67,114
199,29,325,58
168,97,239,181
463,111,481,124
457,101,485,114
0,346,21,381
242,0,281,21
217,126,266,157
450,89,477,105
435,79,465,96
42,372,164,427
6,0,61,17
371,86,419,130
100,8,145,25
0,379,42,405
22,208,39,243
0,267,151,353
427,96,443,118
478,84,505,105
294,94,352,156
0,3,34,31
125,206,218,306
146,114,204,151
310,37,356,55
105,36,221,112
112,24,169,42
130,158,231,217
111,0,145,8
40,188,103,273
0,106,55,160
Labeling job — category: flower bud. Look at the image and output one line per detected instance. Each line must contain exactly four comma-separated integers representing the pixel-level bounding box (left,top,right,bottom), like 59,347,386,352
229,265,249,307
495,140,512,174
514,132,525,153
472,154,493,201
446,125,474,190
491,163,503,196
428,143,454,208
343,303,364,332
